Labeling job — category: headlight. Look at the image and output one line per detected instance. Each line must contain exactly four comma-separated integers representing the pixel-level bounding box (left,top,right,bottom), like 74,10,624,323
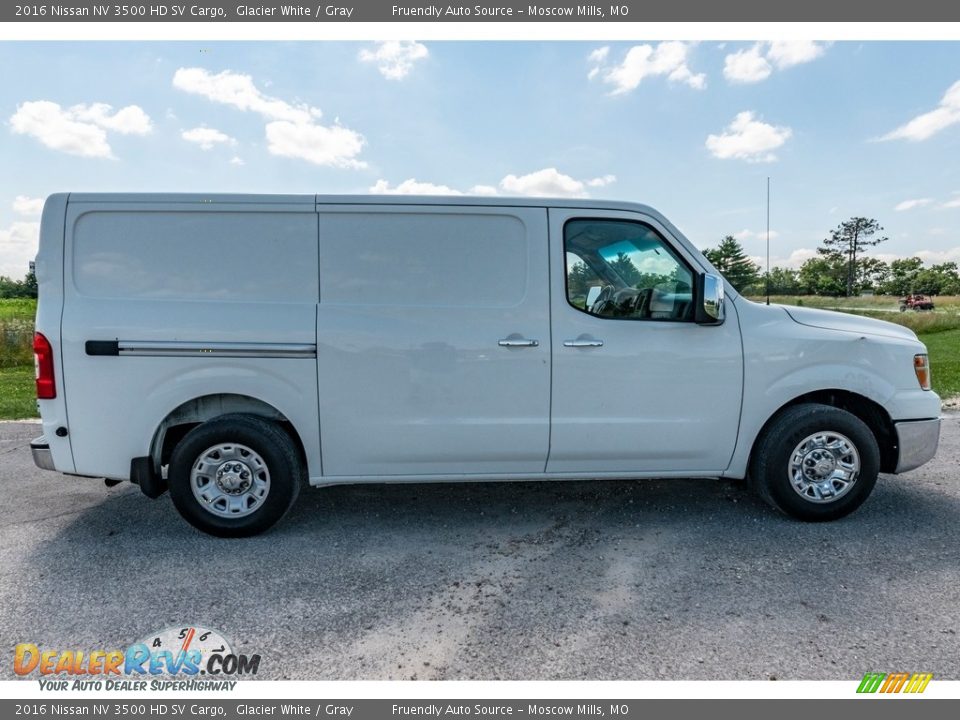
914,354,931,391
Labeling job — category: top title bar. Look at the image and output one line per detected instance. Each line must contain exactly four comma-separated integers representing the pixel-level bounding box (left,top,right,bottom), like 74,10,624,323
6,1,960,22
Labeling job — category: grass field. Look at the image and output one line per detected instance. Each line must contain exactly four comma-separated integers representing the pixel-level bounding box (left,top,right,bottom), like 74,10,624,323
764,294,960,313
0,296,958,420
0,298,37,419
0,366,35,420
918,330,960,400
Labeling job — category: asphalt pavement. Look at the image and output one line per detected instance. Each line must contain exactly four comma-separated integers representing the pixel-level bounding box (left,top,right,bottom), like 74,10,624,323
1,416,958,680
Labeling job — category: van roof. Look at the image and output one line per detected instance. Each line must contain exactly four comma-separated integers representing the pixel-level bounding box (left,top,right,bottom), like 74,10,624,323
64,192,665,219
58,192,729,296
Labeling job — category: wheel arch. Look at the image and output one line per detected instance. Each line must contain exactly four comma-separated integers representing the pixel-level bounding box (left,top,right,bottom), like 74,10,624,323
750,389,898,474
149,393,308,474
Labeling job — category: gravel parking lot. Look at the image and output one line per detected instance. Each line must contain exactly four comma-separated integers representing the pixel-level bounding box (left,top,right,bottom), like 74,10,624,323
1,416,958,681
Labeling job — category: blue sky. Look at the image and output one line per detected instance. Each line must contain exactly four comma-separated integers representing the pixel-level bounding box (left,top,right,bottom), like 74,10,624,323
2,40,960,279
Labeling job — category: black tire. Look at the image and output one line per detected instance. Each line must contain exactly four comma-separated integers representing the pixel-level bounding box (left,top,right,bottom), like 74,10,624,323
749,403,880,521
168,414,303,537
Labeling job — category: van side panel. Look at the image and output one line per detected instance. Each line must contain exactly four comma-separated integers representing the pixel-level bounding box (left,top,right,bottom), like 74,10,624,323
315,205,552,477
34,193,75,472
59,200,321,481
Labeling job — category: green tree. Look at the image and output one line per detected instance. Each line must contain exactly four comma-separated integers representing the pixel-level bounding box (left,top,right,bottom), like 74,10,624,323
856,257,890,293
819,217,888,296
608,252,641,287
799,256,847,296
22,270,38,297
914,262,960,295
764,266,801,295
567,260,599,307
881,257,924,296
0,275,37,299
704,235,761,292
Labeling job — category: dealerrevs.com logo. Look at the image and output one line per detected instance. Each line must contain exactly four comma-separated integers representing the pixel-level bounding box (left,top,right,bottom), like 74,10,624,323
857,672,933,694
15,626,260,691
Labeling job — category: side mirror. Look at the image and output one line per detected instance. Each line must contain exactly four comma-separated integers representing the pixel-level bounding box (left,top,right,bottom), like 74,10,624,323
695,273,725,325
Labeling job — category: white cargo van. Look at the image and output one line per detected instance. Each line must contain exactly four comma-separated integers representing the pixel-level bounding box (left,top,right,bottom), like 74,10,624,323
31,194,941,536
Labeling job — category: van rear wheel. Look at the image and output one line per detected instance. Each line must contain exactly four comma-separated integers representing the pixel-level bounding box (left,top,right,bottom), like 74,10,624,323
168,414,302,537
750,403,880,521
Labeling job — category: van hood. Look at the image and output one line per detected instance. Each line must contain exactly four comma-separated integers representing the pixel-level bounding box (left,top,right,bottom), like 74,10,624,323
783,305,919,341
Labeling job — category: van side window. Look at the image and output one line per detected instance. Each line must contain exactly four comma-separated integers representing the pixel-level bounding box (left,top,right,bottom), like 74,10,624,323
320,212,527,308
564,219,694,322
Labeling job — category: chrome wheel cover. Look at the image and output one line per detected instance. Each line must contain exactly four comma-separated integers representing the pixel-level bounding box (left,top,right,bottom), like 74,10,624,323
788,431,861,504
190,443,270,518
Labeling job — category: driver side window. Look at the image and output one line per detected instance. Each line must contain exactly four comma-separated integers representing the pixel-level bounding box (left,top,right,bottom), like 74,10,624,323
564,219,694,322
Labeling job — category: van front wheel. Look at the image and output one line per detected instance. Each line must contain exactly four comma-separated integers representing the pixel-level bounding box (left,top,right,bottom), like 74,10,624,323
750,403,880,521
168,414,303,537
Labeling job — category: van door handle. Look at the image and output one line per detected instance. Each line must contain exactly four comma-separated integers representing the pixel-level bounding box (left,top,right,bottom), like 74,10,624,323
563,339,604,348
498,337,539,348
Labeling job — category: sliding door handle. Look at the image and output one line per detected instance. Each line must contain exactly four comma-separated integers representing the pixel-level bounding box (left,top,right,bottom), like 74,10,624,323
498,337,539,348
563,339,604,348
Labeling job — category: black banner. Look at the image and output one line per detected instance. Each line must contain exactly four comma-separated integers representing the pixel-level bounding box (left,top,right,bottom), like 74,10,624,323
5,0,960,23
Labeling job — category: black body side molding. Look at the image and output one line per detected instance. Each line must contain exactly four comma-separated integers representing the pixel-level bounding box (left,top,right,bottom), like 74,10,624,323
86,340,119,356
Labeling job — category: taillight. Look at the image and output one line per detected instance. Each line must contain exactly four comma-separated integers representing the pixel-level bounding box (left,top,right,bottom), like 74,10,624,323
914,353,931,391
34,332,56,399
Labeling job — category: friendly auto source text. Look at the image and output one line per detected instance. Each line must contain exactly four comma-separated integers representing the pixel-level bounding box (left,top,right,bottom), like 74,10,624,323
392,5,617,18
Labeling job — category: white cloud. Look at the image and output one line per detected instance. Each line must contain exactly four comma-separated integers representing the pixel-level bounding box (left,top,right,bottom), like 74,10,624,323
9,100,151,158
734,228,781,241
880,80,960,142
706,111,792,163
766,41,828,69
0,221,40,279
13,196,44,216
369,168,617,199
499,168,593,198
173,67,317,123
71,103,152,134
894,198,934,212
588,41,706,94
265,121,366,169
359,41,429,80
723,44,771,84
723,41,828,84
942,193,960,208
587,174,617,188
181,126,236,150
747,248,818,270
915,247,960,264
229,156,245,166
588,46,609,64
173,67,366,168
369,178,462,195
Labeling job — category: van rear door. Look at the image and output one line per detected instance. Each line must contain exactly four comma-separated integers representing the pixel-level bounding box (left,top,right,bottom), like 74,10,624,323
315,204,551,477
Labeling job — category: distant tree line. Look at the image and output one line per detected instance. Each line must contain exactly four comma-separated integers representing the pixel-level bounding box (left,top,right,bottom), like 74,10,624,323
703,216,960,297
0,271,37,299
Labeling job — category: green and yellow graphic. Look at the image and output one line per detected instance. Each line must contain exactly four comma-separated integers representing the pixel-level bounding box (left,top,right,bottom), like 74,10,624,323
857,672,933,694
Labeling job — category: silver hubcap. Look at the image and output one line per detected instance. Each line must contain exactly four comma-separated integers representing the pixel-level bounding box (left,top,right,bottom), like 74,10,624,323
190,443,270,518
788,431,861,504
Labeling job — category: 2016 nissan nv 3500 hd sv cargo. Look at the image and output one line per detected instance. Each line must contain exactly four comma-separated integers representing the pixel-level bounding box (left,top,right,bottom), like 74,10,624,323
30,194,941,536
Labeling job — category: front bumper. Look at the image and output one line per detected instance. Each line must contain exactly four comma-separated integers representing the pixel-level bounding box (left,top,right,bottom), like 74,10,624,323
30,436,56,471
894,418,941,473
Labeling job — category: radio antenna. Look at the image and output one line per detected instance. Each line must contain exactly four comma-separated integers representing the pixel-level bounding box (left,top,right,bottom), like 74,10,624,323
766,176,771,306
